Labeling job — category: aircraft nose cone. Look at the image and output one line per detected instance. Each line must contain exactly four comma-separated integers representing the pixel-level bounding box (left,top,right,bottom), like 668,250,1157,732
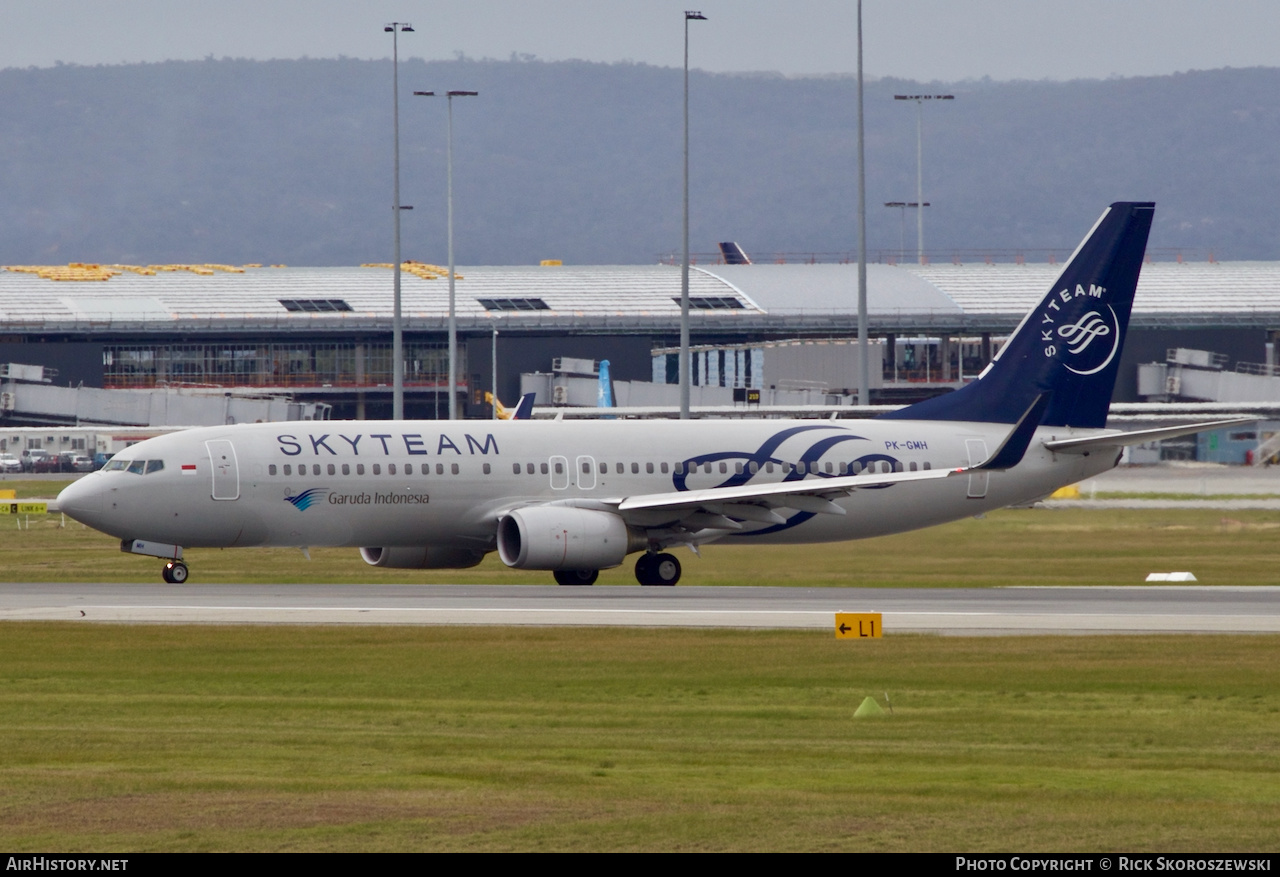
57,477,104,527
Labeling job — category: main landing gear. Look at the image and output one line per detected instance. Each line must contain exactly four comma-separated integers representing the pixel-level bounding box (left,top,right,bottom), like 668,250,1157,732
634,552,681,586
162,560,189,584
550,553,683,587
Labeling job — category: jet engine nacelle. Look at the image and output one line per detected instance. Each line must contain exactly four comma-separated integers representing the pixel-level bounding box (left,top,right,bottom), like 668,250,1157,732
359,545,486,569
497,506,641,570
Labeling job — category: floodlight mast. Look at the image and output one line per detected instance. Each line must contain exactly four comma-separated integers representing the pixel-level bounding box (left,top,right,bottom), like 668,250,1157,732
856,2,868,407
386,21,414,420
413,89,477,421
893,93,953,264
446,91,477,421
680,10,707,420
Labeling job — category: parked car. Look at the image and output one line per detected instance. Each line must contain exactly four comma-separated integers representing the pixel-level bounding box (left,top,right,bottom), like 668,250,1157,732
0,453,21,474
69,455,96,473
32,455,61,474
20,449,51,473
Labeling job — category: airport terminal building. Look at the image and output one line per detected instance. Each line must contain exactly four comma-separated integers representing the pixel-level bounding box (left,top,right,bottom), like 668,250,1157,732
1,257,1278,422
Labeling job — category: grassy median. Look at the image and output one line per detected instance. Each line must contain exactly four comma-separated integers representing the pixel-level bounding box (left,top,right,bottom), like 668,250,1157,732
0,625,1277,851
4,505,1279,586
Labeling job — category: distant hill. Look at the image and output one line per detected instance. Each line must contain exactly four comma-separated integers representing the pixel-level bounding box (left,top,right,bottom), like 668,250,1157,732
1,58,1277,265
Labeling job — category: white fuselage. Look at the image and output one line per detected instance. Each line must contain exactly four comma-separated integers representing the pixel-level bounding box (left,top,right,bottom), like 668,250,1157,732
58,418,1114,554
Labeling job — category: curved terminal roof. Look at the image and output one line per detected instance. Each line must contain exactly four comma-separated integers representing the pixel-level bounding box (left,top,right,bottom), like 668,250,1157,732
0,259,1275,336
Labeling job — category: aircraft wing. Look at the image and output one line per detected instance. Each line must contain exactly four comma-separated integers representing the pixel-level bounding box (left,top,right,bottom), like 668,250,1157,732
1042,418,1255,454
610,394,1047,527
615,465,961,517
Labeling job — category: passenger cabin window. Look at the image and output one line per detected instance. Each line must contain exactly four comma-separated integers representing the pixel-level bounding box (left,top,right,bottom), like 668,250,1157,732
269,464,278,475
513,463,522,475
343,464,350,475
356,464,365,475
451,463,459,475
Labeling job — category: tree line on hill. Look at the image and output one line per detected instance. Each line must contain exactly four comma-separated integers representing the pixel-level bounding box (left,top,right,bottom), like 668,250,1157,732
1,57,1277,266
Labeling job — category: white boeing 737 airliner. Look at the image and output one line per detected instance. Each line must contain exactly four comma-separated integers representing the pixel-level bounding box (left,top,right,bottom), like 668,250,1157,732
58,203,1246,585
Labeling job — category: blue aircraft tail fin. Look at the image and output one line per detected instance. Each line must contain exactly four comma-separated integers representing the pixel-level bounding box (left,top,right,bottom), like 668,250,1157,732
882,202,1154,429
510,393,536,420
718,242,752,265
597,360,615,407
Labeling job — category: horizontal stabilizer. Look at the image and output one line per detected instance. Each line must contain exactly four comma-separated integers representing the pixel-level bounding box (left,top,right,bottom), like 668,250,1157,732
1042,418,1255,454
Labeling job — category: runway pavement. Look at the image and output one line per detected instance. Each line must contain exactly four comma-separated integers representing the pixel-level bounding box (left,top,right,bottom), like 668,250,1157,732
1,582,1278,635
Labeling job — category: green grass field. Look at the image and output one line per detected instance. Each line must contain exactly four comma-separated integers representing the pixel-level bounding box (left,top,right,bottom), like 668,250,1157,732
4,489,1279,850
6,503,1279,587
1,625,1277,851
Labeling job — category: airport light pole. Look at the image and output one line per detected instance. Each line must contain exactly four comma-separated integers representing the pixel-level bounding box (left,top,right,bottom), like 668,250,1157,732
856,1,868,408
446,91,477,420
680,11,706,420
894,93,952,265
415,89,476,421
884,201,930,256
386,21,414,420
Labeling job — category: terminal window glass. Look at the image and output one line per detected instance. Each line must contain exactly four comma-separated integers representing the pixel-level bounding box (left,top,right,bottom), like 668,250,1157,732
476,297,550,311
673,296,745,310
278,299,352,312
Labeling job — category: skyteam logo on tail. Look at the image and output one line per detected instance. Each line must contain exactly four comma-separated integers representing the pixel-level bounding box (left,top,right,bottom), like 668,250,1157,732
284,488,329,511
1038,284,1121,376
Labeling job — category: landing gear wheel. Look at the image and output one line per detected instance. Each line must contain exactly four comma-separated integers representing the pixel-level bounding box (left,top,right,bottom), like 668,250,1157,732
162,561,189,584
553,569,598,586
634,553,655,584
636,552,680,586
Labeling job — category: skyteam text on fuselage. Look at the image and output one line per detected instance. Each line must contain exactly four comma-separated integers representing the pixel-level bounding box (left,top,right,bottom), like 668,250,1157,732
57,203,1248,585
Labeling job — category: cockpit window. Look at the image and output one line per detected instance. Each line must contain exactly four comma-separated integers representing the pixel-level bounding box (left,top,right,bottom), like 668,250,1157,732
127,460,146,475
104,459,127,471
145,460,164,475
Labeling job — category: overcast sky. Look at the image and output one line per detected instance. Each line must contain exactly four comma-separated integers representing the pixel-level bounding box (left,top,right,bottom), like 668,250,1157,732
3,0,1278,81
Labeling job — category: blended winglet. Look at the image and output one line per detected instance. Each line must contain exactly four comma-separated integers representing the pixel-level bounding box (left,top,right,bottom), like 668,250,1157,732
975,393,1048,470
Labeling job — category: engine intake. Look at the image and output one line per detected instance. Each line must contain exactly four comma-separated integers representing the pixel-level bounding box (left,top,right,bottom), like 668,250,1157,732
497,506,640,570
